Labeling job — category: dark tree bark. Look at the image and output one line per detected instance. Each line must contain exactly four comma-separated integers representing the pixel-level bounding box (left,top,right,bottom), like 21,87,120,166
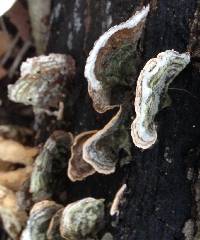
45,0,200,239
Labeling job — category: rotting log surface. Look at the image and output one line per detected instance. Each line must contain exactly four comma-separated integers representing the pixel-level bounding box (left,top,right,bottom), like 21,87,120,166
46,0,199,239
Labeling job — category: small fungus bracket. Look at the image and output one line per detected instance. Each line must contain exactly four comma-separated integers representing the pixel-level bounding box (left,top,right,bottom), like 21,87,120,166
84,5,150,113
131,50,190,149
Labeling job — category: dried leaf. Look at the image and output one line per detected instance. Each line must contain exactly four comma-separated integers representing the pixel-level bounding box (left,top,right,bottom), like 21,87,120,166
0,137,38,165
0,160,14,172
0,185,27,239
0,166,32,191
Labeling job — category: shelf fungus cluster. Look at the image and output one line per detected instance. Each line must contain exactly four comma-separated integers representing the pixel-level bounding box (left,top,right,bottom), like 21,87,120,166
20,198,104,240
75,4,191,181
131,50,190,149
8,53,75,115
67,105,132,180
0,3,193,240
84,5,150,113
21,200,63,240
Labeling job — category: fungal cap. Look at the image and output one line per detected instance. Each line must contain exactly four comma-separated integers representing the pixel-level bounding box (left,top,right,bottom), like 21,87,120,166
83,106,131,174
131,50,190,149
8,54,75,108
60,197,105,240
21,200,62,240
30,131,73,201
84,5,150,113
67,130,97,182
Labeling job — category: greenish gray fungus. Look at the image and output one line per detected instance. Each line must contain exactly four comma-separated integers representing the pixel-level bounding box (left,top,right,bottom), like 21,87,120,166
30,131,73,202
83,106,132,174
60,198,105,240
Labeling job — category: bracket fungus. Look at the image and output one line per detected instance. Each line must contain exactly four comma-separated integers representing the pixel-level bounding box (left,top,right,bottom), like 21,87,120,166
30,131,73,202
131,50,190,149
60,197,105,240
110,184,127,216
8,54,75,111
83,106,132,174
67,130,97,182
84,5,150,113
21,200,62,240
0,185,27,240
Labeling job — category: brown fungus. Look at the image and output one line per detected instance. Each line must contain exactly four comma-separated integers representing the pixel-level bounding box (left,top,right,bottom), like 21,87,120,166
0,185,27,240
21,200,62,240
8,54,75,111
60,198,105,240
83,106,132,174
30,131,73,202
84,5,150,113
67,130,97,182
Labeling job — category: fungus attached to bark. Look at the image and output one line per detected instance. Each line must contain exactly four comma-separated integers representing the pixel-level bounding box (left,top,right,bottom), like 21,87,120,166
84,5,150,113
21,200,62,240
83,106,132,174
67,130,97,182
8,54,75,110
60,197,105,240
131,50,190,149
0,185,27,240
30,131,73,202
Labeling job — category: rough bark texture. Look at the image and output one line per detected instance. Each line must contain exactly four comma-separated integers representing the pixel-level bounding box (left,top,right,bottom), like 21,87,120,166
42,0,200,239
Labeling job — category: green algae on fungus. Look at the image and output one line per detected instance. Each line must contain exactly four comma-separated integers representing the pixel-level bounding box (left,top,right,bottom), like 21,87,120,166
84,5,150,113
131,50,190,149
60,198,105,240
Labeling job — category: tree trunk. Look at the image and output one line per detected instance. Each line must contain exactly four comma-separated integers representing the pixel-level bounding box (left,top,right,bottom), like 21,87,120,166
45,0,200,239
